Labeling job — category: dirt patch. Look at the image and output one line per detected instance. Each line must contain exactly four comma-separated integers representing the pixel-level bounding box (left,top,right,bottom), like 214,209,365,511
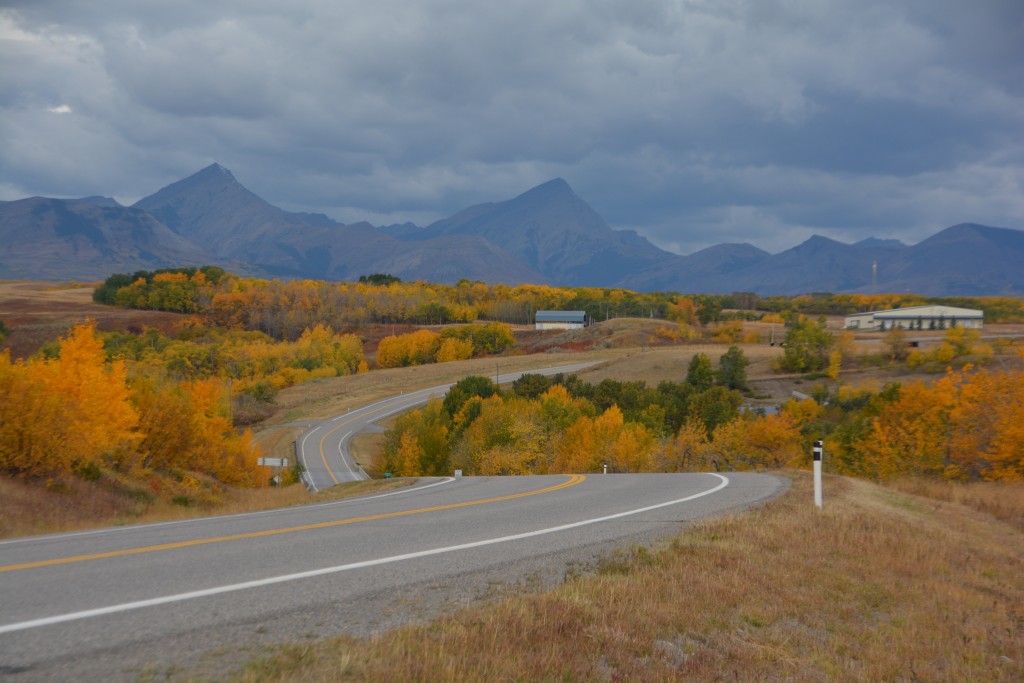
0,281,187,359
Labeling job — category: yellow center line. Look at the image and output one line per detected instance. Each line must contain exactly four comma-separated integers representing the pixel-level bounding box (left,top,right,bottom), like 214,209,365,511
317,397,428,484
0,475,586,573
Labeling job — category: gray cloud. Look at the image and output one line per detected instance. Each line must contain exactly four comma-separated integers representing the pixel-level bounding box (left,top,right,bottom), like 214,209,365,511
1,0,1021,256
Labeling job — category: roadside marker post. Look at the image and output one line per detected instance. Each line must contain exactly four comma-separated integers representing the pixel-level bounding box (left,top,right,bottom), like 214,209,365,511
813,440,823,509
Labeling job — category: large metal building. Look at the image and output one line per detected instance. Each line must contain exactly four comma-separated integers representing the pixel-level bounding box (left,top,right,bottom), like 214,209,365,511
535,310,587,330
844,305,983,331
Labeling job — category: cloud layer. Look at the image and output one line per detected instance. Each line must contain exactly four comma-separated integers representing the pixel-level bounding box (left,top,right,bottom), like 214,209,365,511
2,0,1022,254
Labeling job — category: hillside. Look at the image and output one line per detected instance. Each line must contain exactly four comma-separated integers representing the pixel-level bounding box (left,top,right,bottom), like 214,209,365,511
0,196,221,280
401,178,674,286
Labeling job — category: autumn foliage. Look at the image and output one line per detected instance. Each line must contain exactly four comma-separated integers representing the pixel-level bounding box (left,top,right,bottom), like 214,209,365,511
0,323,260,484
381,354,1024,482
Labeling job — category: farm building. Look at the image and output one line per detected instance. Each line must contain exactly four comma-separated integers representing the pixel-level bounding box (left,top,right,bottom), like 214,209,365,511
535,310,587,330
844,305,983,331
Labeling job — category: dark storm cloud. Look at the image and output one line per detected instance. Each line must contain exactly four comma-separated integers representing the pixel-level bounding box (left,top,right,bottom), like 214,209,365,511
1,0,1021,254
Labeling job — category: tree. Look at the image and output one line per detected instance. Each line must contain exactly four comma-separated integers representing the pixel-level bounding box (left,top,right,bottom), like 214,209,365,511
685,353,715,391
883,326,910,362
777,317,834,373
688,386,742,437
716,346,749,391
442,375,497,418
435,337,473,363
395,431,424,476
358,273,401,286
659,419,713,472
696,299,722,325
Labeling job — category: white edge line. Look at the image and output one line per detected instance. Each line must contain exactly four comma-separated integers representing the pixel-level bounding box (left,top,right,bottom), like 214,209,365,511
0,478,456,547
306,361,601,490
0,474,727,635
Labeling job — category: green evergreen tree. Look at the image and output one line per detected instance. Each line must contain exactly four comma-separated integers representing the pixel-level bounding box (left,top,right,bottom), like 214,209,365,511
716,345,750,391
685,353,715,392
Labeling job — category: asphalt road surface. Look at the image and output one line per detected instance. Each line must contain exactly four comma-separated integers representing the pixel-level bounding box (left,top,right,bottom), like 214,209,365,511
298,361,602,490
0,472,786,682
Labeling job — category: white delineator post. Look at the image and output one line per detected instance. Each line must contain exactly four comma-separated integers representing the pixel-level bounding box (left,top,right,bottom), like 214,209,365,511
813,439,823,509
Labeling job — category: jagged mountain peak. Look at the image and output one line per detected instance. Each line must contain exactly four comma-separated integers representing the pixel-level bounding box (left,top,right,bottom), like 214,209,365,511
73,196,123,208
195,162,236,180
514,177,573,200
854,237,905,249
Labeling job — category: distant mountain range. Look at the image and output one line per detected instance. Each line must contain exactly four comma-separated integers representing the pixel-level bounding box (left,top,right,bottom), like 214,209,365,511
2,163,1022,296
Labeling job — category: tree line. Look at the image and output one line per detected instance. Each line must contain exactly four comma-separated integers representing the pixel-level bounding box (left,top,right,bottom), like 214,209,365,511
94,269,1024,336
0,323,258,485
382,351,1024,482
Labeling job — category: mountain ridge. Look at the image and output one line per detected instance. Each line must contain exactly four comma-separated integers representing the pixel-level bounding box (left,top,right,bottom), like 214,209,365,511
2,165,1022,295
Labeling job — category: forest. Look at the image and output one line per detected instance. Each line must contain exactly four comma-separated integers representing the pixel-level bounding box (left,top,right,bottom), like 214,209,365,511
381,344,1024,482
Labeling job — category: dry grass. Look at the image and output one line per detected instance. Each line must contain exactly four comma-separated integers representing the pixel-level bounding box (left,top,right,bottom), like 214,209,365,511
0,475,413,539
0,280,186,359
890,477,1024,532
231,473,1024,683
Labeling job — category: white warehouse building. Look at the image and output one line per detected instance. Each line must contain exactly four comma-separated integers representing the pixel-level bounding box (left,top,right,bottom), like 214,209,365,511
844,305,983,331
535,310,587,330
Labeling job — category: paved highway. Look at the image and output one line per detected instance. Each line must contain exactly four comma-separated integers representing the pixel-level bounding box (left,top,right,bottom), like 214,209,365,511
298,361,602,490
0,471,786,681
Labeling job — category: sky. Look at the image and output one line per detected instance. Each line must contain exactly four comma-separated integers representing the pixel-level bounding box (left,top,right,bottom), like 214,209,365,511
1,0,1022,255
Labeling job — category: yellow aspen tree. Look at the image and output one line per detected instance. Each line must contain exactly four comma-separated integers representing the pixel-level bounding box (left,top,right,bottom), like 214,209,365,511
37,323,139,471
396,431,424,477
826,350,842,380
0,351,67,476
660,419,713,472
435,337,473,363
552,416,596,472
592,405,625,471
609,423,657,472
861,380,953,480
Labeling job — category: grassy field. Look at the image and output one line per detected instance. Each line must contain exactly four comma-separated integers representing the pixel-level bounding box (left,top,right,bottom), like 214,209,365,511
229,472,1024,683
0,280,187,359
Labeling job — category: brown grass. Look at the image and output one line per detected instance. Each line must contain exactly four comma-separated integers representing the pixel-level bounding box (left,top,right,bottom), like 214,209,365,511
231,473,1024,683
0,475,414,539
889,477,1024,532
0,280,186,359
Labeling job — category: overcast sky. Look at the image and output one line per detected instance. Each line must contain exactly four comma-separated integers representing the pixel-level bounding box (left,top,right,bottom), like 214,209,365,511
1,0,1021,255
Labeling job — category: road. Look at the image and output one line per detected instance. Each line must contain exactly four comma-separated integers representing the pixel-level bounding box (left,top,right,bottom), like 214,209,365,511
0,471,786,682
298,361,602,490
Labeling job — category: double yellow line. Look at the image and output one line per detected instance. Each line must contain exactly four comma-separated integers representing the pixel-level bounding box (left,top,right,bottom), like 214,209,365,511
316,395,430,485
0,475,585,574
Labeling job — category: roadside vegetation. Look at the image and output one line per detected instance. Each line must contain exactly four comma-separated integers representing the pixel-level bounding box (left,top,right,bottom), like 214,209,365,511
1,270,1022,538
3,272,1024,680
231,472,1024,682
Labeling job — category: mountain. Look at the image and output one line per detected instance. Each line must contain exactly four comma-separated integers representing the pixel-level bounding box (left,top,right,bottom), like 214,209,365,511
710,234,903,294
0,197,221,280
4,164,1023,295
398,178,674,286
133,163,353,276
132,164,544,283
620,243,771,292
868,223,1024,296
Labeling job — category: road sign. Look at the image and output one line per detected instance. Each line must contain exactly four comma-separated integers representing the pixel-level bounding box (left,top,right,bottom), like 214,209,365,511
257,457,289,467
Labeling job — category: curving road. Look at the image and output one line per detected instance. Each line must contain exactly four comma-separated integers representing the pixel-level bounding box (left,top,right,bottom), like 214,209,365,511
298,361,602,490
0,471,786,682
